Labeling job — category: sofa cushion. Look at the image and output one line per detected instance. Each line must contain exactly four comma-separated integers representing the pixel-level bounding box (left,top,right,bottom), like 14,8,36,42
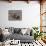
14,28,21,34
8,33,34,43
21,28,27,35
8,27,14,34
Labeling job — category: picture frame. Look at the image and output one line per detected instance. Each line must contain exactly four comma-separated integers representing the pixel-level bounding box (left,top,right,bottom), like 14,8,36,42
8,10,22,21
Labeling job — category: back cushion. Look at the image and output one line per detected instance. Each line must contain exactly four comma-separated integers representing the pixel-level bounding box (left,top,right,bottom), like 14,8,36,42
21,28,27,35
8,27,14,34
14,28,21,34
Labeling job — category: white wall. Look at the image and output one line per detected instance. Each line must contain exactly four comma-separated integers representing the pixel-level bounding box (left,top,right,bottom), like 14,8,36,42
0,1,40,28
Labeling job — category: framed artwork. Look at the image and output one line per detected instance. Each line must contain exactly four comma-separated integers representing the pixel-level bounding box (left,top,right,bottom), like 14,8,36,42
8,10,22,21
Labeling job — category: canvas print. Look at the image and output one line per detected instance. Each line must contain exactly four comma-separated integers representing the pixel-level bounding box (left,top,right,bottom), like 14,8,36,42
8,10,22,21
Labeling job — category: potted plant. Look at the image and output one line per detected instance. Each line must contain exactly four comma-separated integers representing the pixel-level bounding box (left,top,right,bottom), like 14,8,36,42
32,27,43,40
32,27,38,40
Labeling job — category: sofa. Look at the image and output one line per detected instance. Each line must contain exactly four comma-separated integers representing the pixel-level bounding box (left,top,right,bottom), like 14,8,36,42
7,27,34,43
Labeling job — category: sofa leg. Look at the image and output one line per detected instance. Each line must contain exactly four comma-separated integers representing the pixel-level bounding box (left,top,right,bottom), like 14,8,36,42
21,44,22,46
33,45,34,46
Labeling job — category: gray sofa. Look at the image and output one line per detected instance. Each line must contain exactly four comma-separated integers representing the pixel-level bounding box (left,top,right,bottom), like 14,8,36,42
4,27,34,43
7,27,34,43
